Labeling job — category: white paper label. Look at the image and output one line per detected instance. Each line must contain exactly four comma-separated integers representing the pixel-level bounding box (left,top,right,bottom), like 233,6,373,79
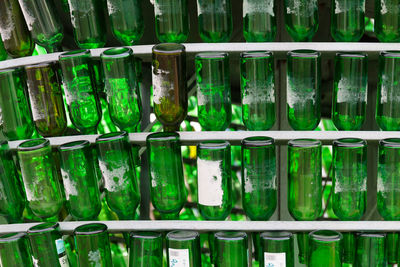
59,254,70,267
264,252,286,267
197,159,224,206
168,248,190,267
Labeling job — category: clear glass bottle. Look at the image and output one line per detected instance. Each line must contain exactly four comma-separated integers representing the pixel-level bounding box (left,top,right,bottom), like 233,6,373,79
284,0,319,41
243,0,276,42
331,0,365,42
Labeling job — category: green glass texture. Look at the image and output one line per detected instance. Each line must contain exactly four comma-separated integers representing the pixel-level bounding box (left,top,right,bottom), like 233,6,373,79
332,138,367,220
152,43,187,131
146,132,186,214
59,50,102,134
241,137,276,220
59,140,101,220
331,0,365,42
284,0,319,41
332,53,368,130
0,141,25,223
0,39,6,60
25,62,67,137
296,232,309,264
154,0,189,43
166,231,201,267
101,47,142,132
240,51,275,130
67,0,106,48
106,0,144,45
96,131,140,219
0,0,33,57
376,51,400,131
0,67,34,140
28,223,70,267
196,52,231,131
355,233,386,267
17,0,63,51
386,232,398,264
288,139,322,220
17,139,64,219
309,230,342,267
197,0,233,42
0,232,33,267
375,0,400,42
129,232,163,267
197,141,232,220
342,232,356,265
243,0,276,42
260,231,294,267
287,50,321,130
74,223,112,267
214,231,248,267
377,138,400,220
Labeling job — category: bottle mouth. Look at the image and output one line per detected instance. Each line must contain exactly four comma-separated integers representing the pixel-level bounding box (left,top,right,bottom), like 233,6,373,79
59,49,90,59
260,231,293,241
214,231,247,241
166,230,199,241
18,138,50,151
28,222,59,234
380,138,400,148
74,223,108,235
198,140,230,150
242,136,274,147
288,139,321,148
309,230,342,242
288,50,320,58
153,43,185,55
333,138,366,148
59,140,90,151
96,131,128,143
195,52,229,60
240,51,273,59
147,132,180,142
101,47,132,58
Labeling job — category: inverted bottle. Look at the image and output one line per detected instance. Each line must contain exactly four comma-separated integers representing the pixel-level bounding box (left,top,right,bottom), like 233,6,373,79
375,0,400,42
243,0,276,42
355,233,386,267
166,231,202,267
331,0,365,42
0,232,33,266
284,0,319,41
308,230,343,267
214,231,248,267
129,232,163,267
260,231,294,267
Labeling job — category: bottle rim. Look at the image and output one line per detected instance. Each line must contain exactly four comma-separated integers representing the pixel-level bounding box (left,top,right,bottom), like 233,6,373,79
380,51,400,58
242,136,274,147
380,138,400,148
59,49,90,59
215,231,247,241
357,232,385,238
0,67,21,76
288,139,321,148
101,47,132,58
260,231,293,240
28,222,59,234
74,223,108,235
147,132,180,142
152,43,185,55
130,231,162,239
335,52,368,59
195,52,229,60
0,232,26,242
96,131,128,143
288,50,320,58
59,140,90,151
198,140,230,150
309,230,342,242
24,61,56,70
166,230,199,241
18,138,50,151
333,138,366,148
240,51,273,59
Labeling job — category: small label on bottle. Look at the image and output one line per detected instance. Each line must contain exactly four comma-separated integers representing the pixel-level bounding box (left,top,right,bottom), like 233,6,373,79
55,239,66,254
197,159,224,206
59,254,70,267
55,239,70,267
168,248,190,267
264,252,286,267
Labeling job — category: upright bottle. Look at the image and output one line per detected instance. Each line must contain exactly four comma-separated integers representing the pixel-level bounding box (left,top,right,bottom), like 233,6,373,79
197,0,233,42
0,67,34,140
331,0,365,42
0,0,34,57
376,51,400,130
25,62,67,137
196,52,231,131
240,51,275,130
375,0,400,42
0,232,33,266
243,0,276,42
153,0,189,43
260,232,294,267
106,0,144,45
152,43,187,131
129,232,163,267
355,233,386,267
332,53,368,130
17,0,63,52
241,137,277,220
197,141,232,220
309,230,342,267
287,50,321,130
166,231,201,267
67,0,106,48
214,232,248,267
17,139,64,219
284,0,319,41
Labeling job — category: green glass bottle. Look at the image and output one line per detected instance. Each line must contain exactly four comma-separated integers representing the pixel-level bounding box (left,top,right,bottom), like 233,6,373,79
0,67,34,140
17,139,64,219
67,0,106,48
129,232,163,267
240,51,275,130
375,0,400,42
17,0,63,51
260,231,294,267
309,230,342,267
0,38,6,60
146,132,186,216
287,50,321,130
386,232,398,265
197,0,233,42
25,62,67,137
0,0,33,57
0,232,33,267
106,0,144,45
196,52,231,131
331,0,365,42
241,137,276,221
152,43,187,131
332,53,368,131
153,0,189,43
59,140,101,220
28,222,70,267
197,141,232,220
59,49,102,134
243,0,276,42
96,131,140,219
166,231,201,267
355,233,386,267
101,47,141,132
284,0,319,41
0,141,25,223
74,223,113,267
214,232,248,267
376,51,400,131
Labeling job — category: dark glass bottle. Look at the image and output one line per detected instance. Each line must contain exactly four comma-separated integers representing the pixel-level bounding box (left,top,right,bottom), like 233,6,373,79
214,231,248,267
375,0,400,42
0,232,33,266
331,0,365,42
284,0,319,41
129,232,163,267
260,231,294,267
166,231,201,267
355,233,386,267
309,230,342,267
243,0,276,42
